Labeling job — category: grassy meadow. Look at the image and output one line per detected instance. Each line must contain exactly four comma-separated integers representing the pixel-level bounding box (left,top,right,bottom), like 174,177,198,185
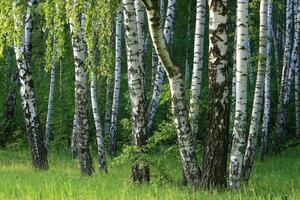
0,147,299,200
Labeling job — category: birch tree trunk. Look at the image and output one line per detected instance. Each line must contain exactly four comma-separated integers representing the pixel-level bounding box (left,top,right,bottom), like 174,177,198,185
91,72,107,172
184,0,191,89
70,112,78,157
230,31,237,133
104,79,112,136
44,40,57,150
242,0,268,182
274,0,293,153
69,2,94,175
122,0,149,182
189,0,206,136
13,0,48,170
201,0,229,189
147,0,176,133
261,0,273,161
228,0,249,189
141,0,201,186
109,9,123,156
293,0,300,137
247,40,255,87
135,0,145,71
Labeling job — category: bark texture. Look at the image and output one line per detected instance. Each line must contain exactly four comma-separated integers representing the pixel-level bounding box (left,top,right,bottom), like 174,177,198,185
201,0,229,190
110,8,123,156
243,0,268,181
13,0,48,170
69,1,94,175
142,0,201,186
228,0,249,189
123,0,149,182
189,0,206,136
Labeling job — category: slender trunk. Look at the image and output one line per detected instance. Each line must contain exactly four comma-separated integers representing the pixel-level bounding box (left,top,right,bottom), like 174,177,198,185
261,0,273,161
109,9,123,156
184,0,191,90
247,40,255,87
13,0,48,170
44,40,57,150
104,79,112,136
228,0,249,190
91,72,107,172
135,0,145,71
69,2,94,175
150,0,165,88
147,0,176,133
189,0,206,136
230,31,237,134
293,0,300,137
201,0,229,190
70,112,78,157
142,0,201,186
122,0,149,182
242,0,268,182
274,0,293,153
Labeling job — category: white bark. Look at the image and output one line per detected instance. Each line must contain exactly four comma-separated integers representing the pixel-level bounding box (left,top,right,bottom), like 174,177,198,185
147,0,176,133
261,0,273,161
184,0,191,89
247,40,254,86
104,79,112,136
142,0,201,186
70,112,78,156
293,0,300,137
44,40,57,150
275,0,293,152
228,0,249,189
110,9,123,155
91,72,107,172
189,0,206,136
69,1,94,175
13,0,48,169
122,0,149,182
243,0,268,181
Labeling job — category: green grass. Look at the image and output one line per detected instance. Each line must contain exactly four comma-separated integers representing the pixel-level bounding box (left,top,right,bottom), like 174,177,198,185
0,148,299,200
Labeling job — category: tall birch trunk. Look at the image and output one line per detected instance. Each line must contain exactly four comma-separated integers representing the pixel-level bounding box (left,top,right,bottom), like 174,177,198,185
274,0,293,153
184,0,191,89
147,0,176,133
293,0,300,137
189,0,206,136
13,0,48,170
109,9,123,156
201,0,229,189
242,0,268,181
91,72,107,172
141,0,201,186
261,0,273,161
247,40,255,87
228,0,249,190
44,40,57,150
230,31,237,133
122,0,149,182
69,2,94,175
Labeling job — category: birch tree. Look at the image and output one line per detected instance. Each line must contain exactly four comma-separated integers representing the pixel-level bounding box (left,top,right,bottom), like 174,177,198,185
147,0,176,133
275,0,293,153
292,0,300,137
189,0,206,136
44,41,57,150
141,0,201,186
69,0,94,175
243,0,268,181
122,0,149,182
110,8,123,156
228,0,249,189
13,0,48,169
261,0,273,161
201,0,229,189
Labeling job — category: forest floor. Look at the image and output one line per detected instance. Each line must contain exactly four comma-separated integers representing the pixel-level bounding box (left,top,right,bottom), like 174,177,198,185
0,147,299,200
